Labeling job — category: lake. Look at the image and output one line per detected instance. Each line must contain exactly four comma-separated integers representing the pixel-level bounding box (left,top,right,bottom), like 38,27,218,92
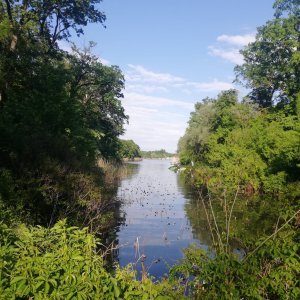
113,159,209,279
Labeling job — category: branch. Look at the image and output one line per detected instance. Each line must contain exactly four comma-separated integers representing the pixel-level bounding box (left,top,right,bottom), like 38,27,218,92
51,11,60,45
4,0,13,22
197,190,217,247
243,209,300,262
226,186,239,251
207,190,223,250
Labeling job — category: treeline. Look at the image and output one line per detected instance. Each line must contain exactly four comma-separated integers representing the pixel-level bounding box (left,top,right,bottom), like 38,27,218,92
119,139,141,160
141,149,175,159
0,1,182,298
178,0,300,195
178,89,300,194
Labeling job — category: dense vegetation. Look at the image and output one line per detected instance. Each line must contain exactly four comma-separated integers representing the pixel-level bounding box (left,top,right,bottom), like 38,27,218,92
176,0,300,298
0,0,128,228
0,220,183,299
0,1,184,298
178,90,300,194
0,0,299,299
141,149,175,159
119,140,141,160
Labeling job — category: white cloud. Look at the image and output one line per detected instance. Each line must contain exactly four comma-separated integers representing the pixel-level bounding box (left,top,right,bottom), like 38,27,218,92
209,32,256,64
122,64,235,152
125,64,233,94
121,91,194,152
126,64,185,84
124,92,194,110
126,84,168,94
122,106,188,152
208,46,244,64
188,79,234,92
217,33,255,46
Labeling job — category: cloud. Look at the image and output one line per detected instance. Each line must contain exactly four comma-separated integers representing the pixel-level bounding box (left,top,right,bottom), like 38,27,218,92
217,33,255,46
126,84,169,94
188,79,234,92
122,104,189,152
125,64,233,94
121,91,194,152
209,32,256,64
208,46,244,64
126,64,185,84
122,64,235,152
124,92,194,110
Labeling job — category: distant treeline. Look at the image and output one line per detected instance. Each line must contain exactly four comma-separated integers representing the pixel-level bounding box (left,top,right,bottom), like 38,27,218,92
141,149,175,159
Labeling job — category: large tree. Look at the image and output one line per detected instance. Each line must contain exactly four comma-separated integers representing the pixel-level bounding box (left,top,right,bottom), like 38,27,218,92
235,0,300,110
0,0,128,224
1,0,106,50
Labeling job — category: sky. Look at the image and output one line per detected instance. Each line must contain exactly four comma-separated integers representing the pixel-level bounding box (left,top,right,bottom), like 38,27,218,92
68,0,276,153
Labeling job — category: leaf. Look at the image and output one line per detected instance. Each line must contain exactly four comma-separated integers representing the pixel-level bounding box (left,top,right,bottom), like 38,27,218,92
71,255,85,262
66,292,75,300
114,285,120,298
11,276,26,284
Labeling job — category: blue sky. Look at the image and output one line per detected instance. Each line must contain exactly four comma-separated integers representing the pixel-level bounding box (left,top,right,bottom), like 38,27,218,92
68,0,275,152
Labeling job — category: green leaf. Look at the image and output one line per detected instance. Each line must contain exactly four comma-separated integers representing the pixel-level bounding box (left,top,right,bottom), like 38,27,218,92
11,276,26,285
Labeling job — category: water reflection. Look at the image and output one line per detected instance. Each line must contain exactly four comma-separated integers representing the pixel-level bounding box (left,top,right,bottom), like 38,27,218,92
115,159,208,279
113,159,282,278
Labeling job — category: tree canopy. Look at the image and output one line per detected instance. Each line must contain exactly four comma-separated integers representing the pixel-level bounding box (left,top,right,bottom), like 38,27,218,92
119,139,141,160
0,0,128,225
235,0,300,110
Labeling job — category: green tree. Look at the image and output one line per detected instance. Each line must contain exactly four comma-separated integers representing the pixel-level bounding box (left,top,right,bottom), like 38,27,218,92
119,140,141,160
0,0,128,225
1,0,106,50
235,0,300,110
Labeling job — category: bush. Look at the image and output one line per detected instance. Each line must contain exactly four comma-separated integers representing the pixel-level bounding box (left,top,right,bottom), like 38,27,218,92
0,220,183,299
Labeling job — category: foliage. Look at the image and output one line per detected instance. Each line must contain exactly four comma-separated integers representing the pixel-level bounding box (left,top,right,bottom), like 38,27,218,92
170,223,300,300
119,140,141,160
175,2,300,297
141,149,175,159
235,0,300,110
178,90,300,194
0,1,128,225
0,0,106,49
0,220,183,299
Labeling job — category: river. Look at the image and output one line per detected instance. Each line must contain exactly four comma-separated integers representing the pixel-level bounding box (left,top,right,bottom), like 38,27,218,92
112,159,209,279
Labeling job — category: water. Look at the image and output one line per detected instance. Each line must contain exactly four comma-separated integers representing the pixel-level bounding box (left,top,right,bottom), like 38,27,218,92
114,159,208,279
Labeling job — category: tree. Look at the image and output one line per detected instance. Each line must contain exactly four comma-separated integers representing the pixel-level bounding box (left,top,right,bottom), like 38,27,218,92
235,0,300,110
119,140,141,160
67,44,128,161
0,0,129,225
1,0,106,50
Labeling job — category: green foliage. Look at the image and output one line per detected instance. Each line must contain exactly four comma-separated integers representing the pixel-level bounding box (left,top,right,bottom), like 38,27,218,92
235,0,300,110
178,88,299,194
0,0,106,49
170,225,300,300
0,1,128,225
0,220,182,299
119,140,141,160
141,149,175,159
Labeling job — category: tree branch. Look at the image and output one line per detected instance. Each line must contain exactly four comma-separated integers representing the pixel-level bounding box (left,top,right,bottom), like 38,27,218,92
4,0,13,22
243,209,300,262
